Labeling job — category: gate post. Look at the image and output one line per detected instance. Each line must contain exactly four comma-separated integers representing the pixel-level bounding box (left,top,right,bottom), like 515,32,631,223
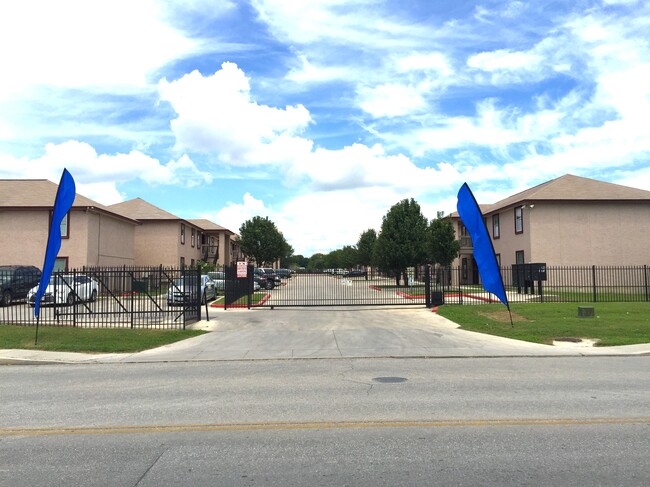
425,265,431,308
248,265,253,310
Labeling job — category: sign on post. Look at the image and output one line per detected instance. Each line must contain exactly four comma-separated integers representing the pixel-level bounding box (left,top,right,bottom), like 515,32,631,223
236,261,248,279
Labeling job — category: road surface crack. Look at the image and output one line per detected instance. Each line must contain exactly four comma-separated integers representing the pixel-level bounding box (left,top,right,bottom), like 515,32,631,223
132,446,168,487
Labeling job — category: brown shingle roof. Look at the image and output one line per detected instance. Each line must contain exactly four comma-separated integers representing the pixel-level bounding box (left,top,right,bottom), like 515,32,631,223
0,179,138,223
487,174,650,213
109,198,181,220
1,179,97,208
450,174,650,217
188,219,234,234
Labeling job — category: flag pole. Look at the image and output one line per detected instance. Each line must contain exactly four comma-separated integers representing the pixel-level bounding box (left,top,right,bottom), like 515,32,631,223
34,169,76,344
35,315,40,345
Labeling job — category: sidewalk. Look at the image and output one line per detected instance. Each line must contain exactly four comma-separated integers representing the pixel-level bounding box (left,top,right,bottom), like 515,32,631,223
1,307,649,364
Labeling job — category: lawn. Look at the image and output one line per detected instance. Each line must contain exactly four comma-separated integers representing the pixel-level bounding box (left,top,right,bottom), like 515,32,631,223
0,326,207,353
210,292,269,308
436,302,650,346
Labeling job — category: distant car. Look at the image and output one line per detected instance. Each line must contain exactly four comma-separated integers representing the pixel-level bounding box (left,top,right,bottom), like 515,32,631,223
275,269,293,279
253,268,275,290
167,275,216,306
333,268,346,275
27,274,98,306
207,271,226,291
0,265,41,306
344,269,368,278
261,268,282,286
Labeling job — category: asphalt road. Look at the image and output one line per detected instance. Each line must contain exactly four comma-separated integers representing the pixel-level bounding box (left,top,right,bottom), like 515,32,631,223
1,356,648,486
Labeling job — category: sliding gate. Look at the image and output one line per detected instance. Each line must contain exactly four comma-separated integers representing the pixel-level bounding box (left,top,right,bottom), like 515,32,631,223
224,265,439,308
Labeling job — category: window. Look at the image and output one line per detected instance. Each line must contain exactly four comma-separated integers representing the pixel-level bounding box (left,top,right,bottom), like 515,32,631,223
492,214,500,239
495,253,501,266
180,224,185,245
191,259,195,268
514,207,523,234
51,211,70,238
191,228,195,248
515,251,525,264
54,257,68,272
180,257,185,269
61,212,70,238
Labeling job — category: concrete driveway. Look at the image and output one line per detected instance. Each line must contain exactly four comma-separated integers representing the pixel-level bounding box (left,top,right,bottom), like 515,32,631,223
2,306,648,364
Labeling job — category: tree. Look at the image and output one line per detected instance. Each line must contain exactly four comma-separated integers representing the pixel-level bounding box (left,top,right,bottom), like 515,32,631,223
373,198,429,286
284,254,308,270
308,253,327,271
357,229,377,268
428,215,460,286
238,216,291,267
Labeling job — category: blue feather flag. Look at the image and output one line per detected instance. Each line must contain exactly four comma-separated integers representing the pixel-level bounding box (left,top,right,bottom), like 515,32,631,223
34,169,76,318
456,182,509,308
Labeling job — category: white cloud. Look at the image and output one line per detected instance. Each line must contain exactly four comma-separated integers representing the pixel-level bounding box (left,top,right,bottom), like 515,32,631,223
290,143,461,193
0,140,212,203
209,193,271,235
0,0,200,98
358,84,427,117
210,187,416,255
286,54,352,84
397,52,453,75
468,49,542,72
159,63,312,164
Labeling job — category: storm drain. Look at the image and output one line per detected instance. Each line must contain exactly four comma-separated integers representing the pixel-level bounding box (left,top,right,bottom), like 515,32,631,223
372,377,408,384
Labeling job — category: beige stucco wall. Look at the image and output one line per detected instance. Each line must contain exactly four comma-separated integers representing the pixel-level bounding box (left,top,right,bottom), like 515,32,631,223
491,207,532,267
0,210,49,267
527,202,650,266
83,211,136,267
0,209,136,269
134,221,202,267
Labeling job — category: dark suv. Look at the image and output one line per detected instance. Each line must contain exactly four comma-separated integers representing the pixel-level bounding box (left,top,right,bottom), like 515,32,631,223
0,265,42,306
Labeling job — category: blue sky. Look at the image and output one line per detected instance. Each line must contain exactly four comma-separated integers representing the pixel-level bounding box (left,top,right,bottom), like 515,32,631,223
1,0,649,256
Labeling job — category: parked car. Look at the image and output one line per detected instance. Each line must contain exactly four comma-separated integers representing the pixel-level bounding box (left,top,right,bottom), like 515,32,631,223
167,275,216,306
344,269,368,278
275,268,293,279
207,271,226,292
27,274,98,306
253,268,275,290
260,268,282,286
0,265,41,306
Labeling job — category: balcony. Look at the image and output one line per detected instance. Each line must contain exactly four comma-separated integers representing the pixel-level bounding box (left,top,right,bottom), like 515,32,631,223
459,236,473,249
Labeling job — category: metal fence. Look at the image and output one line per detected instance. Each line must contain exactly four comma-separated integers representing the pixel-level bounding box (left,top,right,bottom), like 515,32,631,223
441,264,650,304
228,264,650,308
0,267,201,328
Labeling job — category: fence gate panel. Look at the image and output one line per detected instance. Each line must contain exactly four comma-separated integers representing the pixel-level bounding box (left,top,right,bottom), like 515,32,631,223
255,270,429,307
224,264,254,309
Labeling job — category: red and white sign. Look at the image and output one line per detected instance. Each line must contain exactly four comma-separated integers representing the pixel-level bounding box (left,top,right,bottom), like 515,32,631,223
236,261,248,278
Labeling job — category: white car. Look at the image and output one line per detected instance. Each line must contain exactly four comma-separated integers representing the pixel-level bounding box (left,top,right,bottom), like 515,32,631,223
167,275,216,306
207,271,226,291
27,274,99,306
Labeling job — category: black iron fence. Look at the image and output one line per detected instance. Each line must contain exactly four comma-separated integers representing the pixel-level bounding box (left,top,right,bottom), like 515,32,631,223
0,267,201,328
227,264,650,308
439,264,650,304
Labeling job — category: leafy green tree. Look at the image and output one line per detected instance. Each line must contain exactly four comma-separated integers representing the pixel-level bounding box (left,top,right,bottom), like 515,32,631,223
373,198,429,286
238,216,291,267
284,254,308,269
338,245,358,269
308,253,327,271
357,229,377,269
428,215,460,287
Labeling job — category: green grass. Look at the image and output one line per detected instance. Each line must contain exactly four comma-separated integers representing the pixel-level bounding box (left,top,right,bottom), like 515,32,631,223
436,302,650,346
211,293,268,307
0,325,207,353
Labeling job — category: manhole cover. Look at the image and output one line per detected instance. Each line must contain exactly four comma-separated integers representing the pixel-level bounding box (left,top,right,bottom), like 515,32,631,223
372,377,408,384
